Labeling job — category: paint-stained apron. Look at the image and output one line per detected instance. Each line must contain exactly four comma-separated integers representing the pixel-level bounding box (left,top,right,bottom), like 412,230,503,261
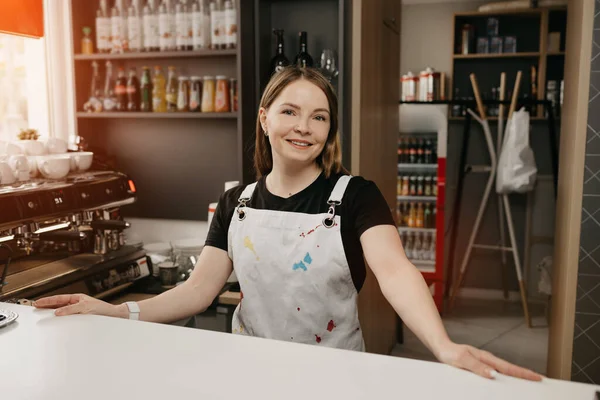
227,175,365,351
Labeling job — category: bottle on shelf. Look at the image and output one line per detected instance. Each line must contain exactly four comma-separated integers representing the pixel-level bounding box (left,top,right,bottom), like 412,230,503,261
177,76,190,111
408,138,417,164
200,0,211,49
111,4,123,53
83,61,103,113
414,233,422,260
115,67,128,111
424,203,432,229
421,233,430,260
202,75,216,112
152,65,167,112
158,1,172,51
409,175,417,196
224,0,237,49
190,76,202,112
416,203,424,228
405,232,414,259
215,75,230,112
401,175,409,196
416,175,424,196
424,139,433,164
424,175,432,197
416,138,425,164
175,1,189,51
140,66,153,112
271,29,290,75
117,0,130,52
142,1,159,52
96,0,111,53
397,138,404,164
191,1,203,50
82,26,94,55
294,31,313,68
166,66,178,111
433,176,438,197
210,0,225,50
430,234,436,261
186,0,194,50
407,202,416,228
103,61,117,111
127,67,140,111
128,0,143,52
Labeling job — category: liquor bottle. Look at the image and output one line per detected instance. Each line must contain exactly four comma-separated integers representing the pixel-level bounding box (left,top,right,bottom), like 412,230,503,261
127,68,141,111
143,3,157,51
117,0,129,52
111,5,122,53
83,61,103,113
165,66,178,111
270,29,289,74
140,66,153,111
152,66,167,112
115,67,128,111
103,61,117,111
175,1,188,51
294,31,313,68
224,0,237,49
128,1,143,52
96,0,111,53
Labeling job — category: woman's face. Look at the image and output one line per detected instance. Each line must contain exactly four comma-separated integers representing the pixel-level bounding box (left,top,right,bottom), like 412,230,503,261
259,79,331,169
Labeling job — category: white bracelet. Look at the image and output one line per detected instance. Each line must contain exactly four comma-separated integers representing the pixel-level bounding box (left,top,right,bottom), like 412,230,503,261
125,301,140,320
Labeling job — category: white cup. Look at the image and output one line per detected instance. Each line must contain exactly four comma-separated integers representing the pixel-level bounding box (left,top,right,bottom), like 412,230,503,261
8,155,30,181
0,141,23,156
45,138,68,154
36,155,71,179
26,156,39,178
17,140,46,156
0,160,16,185
69,151,94,172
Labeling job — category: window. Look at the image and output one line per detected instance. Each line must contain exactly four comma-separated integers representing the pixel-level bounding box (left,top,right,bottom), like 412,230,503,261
0,32,50,141
0,0,75,145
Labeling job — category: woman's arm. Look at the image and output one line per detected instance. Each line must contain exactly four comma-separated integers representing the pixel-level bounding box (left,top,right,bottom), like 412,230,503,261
34,246,232,324
360,225,542,381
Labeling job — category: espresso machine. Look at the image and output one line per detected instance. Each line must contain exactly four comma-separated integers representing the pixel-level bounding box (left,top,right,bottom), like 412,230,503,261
0,170,150,303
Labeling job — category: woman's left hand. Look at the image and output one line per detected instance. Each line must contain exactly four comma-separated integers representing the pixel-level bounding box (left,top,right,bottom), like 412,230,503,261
436,341,544,381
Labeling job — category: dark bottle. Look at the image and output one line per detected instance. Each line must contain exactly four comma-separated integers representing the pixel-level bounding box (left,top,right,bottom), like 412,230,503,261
397,138,404,164
416,139,425,164
127,67,140,112
270,29,289,75
424,139,433,164
408,138,417,164
294,31,313,68
140,66,153,112
115,67,128,111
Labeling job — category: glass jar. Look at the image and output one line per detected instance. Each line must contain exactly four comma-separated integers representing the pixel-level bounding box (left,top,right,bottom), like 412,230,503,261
177,76,190,112
190,76,202,112
201,75,216,112
215,75,230,112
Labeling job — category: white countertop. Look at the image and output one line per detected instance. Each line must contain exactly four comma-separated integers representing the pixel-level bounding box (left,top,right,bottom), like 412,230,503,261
1,303,598,400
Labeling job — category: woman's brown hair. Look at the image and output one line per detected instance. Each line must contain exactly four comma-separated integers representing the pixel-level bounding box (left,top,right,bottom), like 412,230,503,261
254,66,347,179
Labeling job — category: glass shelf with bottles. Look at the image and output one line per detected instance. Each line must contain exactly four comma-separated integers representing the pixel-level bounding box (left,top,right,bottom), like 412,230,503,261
80,0,238,58
400,230,436,270
397,136,438,167
82,61,238,114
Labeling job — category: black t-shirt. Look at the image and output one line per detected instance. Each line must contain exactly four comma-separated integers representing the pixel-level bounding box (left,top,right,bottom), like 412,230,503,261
204,172,396,292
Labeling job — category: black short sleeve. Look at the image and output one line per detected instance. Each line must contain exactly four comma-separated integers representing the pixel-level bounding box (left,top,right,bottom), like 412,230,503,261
344,178,396,238
204,186,245,251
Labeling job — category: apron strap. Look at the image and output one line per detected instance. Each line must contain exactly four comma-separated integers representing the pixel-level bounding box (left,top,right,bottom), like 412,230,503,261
238,182,258,201
327,175,353,205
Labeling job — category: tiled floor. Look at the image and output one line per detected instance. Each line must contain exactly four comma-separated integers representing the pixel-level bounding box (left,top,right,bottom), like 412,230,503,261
391,298,549,375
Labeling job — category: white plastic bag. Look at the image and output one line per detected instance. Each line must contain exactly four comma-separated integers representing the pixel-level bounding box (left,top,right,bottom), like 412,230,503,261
496,107,537,193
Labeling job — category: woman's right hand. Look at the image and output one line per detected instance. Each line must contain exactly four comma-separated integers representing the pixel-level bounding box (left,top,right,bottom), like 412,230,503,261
33,294,127,318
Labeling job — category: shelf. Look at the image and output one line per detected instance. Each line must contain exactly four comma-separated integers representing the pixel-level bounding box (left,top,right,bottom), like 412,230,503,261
397,195,437,202
398,227,436,234
76,112,238,119
453,52,540,59
73,49,237,61
397,163,437,171
449,116,549,121
454,7,565,17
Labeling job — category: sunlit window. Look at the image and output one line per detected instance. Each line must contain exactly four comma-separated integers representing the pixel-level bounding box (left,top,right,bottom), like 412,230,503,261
0,32,50,142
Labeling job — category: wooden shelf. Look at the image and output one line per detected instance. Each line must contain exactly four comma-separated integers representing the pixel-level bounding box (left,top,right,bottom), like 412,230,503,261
454,7,566,18
397,195,437,202
76,112,238,119
449,116,549,121
453,52,540,59
73,49,237,61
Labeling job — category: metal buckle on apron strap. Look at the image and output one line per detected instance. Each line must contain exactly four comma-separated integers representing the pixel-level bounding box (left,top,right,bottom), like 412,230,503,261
237,198,249,221
323,200,341,228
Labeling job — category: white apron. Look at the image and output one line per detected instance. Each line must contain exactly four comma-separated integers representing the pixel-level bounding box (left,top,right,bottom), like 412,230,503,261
227,175,365,351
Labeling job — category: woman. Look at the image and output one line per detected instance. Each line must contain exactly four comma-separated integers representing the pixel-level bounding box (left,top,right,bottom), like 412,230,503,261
34,67,541,381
